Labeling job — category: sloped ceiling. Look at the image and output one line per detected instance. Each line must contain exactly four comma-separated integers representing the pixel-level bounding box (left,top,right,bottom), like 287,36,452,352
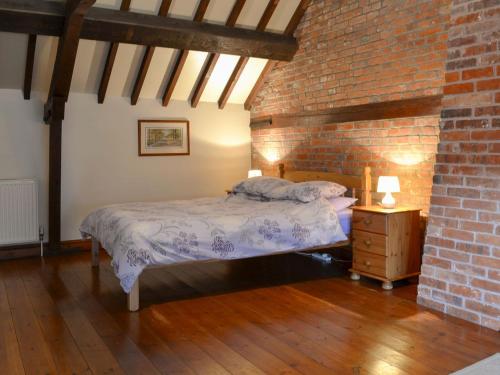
0,0,301,105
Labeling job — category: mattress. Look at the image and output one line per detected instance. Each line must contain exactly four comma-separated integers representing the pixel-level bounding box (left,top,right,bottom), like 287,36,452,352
337,208,352,235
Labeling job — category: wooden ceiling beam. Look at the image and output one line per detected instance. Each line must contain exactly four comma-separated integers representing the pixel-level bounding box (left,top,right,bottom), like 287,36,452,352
130,0,172,106
217,0,279,110
23,34,36,100
161,0,210,107
0,0,297,61
190,0,246,108
97,0,131,104
44,0,95,251
244,0,311,111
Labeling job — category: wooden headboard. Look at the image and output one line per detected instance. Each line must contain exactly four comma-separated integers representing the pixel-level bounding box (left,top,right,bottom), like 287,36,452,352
278,163,372,206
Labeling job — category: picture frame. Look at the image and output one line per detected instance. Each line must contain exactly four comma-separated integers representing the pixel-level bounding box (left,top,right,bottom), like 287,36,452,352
138,120,190,156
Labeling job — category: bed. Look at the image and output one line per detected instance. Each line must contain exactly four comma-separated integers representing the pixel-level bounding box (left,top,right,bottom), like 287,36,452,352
82,164,372,311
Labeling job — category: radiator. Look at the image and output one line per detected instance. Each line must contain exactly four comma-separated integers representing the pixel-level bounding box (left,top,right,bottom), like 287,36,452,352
0,179,39,245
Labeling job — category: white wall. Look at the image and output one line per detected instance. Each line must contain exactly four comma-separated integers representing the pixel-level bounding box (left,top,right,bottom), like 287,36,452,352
0,89,250,241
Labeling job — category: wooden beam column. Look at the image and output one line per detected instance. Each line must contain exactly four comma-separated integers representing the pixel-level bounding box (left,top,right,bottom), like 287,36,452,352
130,0,172,105
161,0,210,107
190,0,246,108
217,0,279,109
23,34,36,100
97,0,131,104
244,0,310,111
44,0,95,251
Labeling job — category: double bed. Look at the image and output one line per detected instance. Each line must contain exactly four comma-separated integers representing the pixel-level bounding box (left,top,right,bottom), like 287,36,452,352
81,164,372,311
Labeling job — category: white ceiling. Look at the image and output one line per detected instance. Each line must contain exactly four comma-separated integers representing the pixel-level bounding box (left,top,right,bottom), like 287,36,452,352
0,0,301,105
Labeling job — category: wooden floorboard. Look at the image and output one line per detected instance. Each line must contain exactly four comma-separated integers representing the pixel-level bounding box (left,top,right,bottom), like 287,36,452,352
0,252,498,375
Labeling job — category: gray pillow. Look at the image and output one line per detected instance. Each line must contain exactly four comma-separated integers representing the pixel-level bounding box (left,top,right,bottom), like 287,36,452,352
288,181,347,202
232,176,292,197
268,181,347,202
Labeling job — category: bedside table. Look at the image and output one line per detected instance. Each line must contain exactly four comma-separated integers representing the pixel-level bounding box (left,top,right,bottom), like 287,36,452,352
350,206,422,290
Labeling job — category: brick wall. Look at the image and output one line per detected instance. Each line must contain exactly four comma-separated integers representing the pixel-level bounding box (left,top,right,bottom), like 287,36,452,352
250,0,449,214
252,116,440,211
252,0,449,116
417,0,500,330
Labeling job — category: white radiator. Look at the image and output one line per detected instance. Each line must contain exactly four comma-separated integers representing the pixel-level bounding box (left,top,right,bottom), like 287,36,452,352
0,179,39,245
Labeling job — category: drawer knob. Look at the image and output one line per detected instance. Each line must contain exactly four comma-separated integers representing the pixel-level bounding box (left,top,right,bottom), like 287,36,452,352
363,239,372,247
363,218,372,225
364,260,371,267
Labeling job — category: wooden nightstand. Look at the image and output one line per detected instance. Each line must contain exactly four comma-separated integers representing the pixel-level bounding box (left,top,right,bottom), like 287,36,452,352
350,206,422,290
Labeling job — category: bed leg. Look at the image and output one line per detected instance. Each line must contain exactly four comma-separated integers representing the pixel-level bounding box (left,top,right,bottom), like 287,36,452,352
128,278,140,312
91,237,100,267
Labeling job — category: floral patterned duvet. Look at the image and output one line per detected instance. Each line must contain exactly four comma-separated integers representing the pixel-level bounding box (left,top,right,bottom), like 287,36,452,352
80,194,347,293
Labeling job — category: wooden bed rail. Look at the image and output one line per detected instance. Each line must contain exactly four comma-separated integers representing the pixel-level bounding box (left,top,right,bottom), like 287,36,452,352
279,163,372,206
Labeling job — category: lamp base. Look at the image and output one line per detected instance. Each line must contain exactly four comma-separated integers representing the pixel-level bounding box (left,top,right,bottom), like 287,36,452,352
380,192,396,209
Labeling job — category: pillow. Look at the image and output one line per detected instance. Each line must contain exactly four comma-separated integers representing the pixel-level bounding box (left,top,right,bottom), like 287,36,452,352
329,197,357,211
232,176,292,197
286,181,347,202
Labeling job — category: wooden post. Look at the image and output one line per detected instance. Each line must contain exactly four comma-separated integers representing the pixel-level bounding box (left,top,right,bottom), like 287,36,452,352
23,34,36,100
48,116,63,250
44,0,96,251
362,166,372,207
128,278,140,312
279,163,285,179
91,237,100,267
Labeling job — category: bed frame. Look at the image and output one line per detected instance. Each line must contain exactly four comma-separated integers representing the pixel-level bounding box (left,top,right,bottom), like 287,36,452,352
91,164,372,311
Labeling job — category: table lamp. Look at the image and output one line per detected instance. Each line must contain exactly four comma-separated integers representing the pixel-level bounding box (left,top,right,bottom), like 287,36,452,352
377,176,400,208
248,169,262,178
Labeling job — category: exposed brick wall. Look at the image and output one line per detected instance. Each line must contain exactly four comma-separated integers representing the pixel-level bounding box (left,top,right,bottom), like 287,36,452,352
418,0,500,330
252,116,440,211
250,0,450,214
252,0,449,116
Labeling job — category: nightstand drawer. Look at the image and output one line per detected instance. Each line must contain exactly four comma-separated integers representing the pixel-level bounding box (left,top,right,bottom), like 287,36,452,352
353,251,387,277
352,230,388,256
353,211,387,234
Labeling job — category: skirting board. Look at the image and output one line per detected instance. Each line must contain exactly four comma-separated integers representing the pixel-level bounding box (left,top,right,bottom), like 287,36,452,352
0,239,91,260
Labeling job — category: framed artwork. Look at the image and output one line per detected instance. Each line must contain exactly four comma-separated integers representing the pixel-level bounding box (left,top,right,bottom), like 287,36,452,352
138,120,190,156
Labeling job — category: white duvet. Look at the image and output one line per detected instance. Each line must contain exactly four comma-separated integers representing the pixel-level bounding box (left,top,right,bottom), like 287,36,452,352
80,194,347,293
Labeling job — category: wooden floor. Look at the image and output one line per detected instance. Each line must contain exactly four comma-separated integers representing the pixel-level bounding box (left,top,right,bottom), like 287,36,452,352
0,251,498,375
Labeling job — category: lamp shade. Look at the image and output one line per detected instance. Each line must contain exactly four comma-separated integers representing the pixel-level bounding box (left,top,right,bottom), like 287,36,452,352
248,169,263,178
377,176,400,193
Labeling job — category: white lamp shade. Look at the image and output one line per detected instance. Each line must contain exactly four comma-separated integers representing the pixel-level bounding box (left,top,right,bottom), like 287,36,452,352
248,169,263,178
377,176,400,193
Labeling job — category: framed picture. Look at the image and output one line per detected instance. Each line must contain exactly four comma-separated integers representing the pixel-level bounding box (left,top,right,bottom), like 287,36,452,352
138,120,190,156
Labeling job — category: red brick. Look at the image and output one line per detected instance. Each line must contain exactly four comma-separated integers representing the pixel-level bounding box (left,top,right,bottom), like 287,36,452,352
445,71,460,83
419,275,448,290
432,290,463,307
439,249,470,262
471,278,500,293
442,228,475,242
443,82,474,94
456,242,491,256
462,67,494,80
460,221,494,233
476,233,500,247
444,208,477,220
465,300,500,318
472,255,500,269
449,284,482,299
423,255,452,270
446,306,480,323
462,199,497,211
476,78,500,91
